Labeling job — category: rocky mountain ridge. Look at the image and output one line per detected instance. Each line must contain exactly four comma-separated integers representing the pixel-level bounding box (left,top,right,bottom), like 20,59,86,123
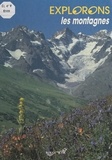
0,26,112,99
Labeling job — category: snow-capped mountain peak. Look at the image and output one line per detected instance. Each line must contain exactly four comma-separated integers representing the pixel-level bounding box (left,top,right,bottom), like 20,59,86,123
0,26,112,90
53,28,77,40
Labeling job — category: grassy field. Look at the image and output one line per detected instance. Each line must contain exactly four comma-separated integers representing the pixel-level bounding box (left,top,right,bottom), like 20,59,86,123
0,66,86,130
0,97,111,160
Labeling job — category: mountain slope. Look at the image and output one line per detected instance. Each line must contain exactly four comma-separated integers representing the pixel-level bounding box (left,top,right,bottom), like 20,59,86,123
55,30,112,86
0,66,86,130
0,26,64,83
0,26,112,100
72,53,112,100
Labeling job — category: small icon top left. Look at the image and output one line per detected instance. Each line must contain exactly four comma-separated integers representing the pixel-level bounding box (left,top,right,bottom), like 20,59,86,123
0,2,15,19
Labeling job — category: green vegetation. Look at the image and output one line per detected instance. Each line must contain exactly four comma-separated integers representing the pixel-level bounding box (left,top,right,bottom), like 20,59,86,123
0,97,111,159
0,67,111,159
0,66,86,130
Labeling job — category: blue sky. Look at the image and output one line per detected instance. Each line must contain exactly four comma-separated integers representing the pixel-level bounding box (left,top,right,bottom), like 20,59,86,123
0,0,112,38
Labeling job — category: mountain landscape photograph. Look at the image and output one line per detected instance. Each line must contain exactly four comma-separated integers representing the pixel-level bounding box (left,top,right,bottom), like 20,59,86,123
0,0,112,159
0,25,112,160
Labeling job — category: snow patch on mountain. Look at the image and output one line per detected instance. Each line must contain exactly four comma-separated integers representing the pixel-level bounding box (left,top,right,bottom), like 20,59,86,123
57,83,68,89
1,43,7,47
92,45,103,54
29,30,35,34
7,49,26,60
106,47,112,53
50,46,60,56
4,61,12,68
110,32,112,39
68,38,78,51
4,63,12,68
1,32,6,36
51,37,78,60
68,42,97,68
31,40,41,45
65,42,111,83
33,69,44,72
55,33,64,39
58,42,68,54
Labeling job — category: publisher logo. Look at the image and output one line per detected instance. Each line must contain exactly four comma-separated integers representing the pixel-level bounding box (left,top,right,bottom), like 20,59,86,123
0,1,15,19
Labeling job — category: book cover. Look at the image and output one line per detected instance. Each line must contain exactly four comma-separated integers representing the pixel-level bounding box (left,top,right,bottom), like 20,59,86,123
0,0,112,159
